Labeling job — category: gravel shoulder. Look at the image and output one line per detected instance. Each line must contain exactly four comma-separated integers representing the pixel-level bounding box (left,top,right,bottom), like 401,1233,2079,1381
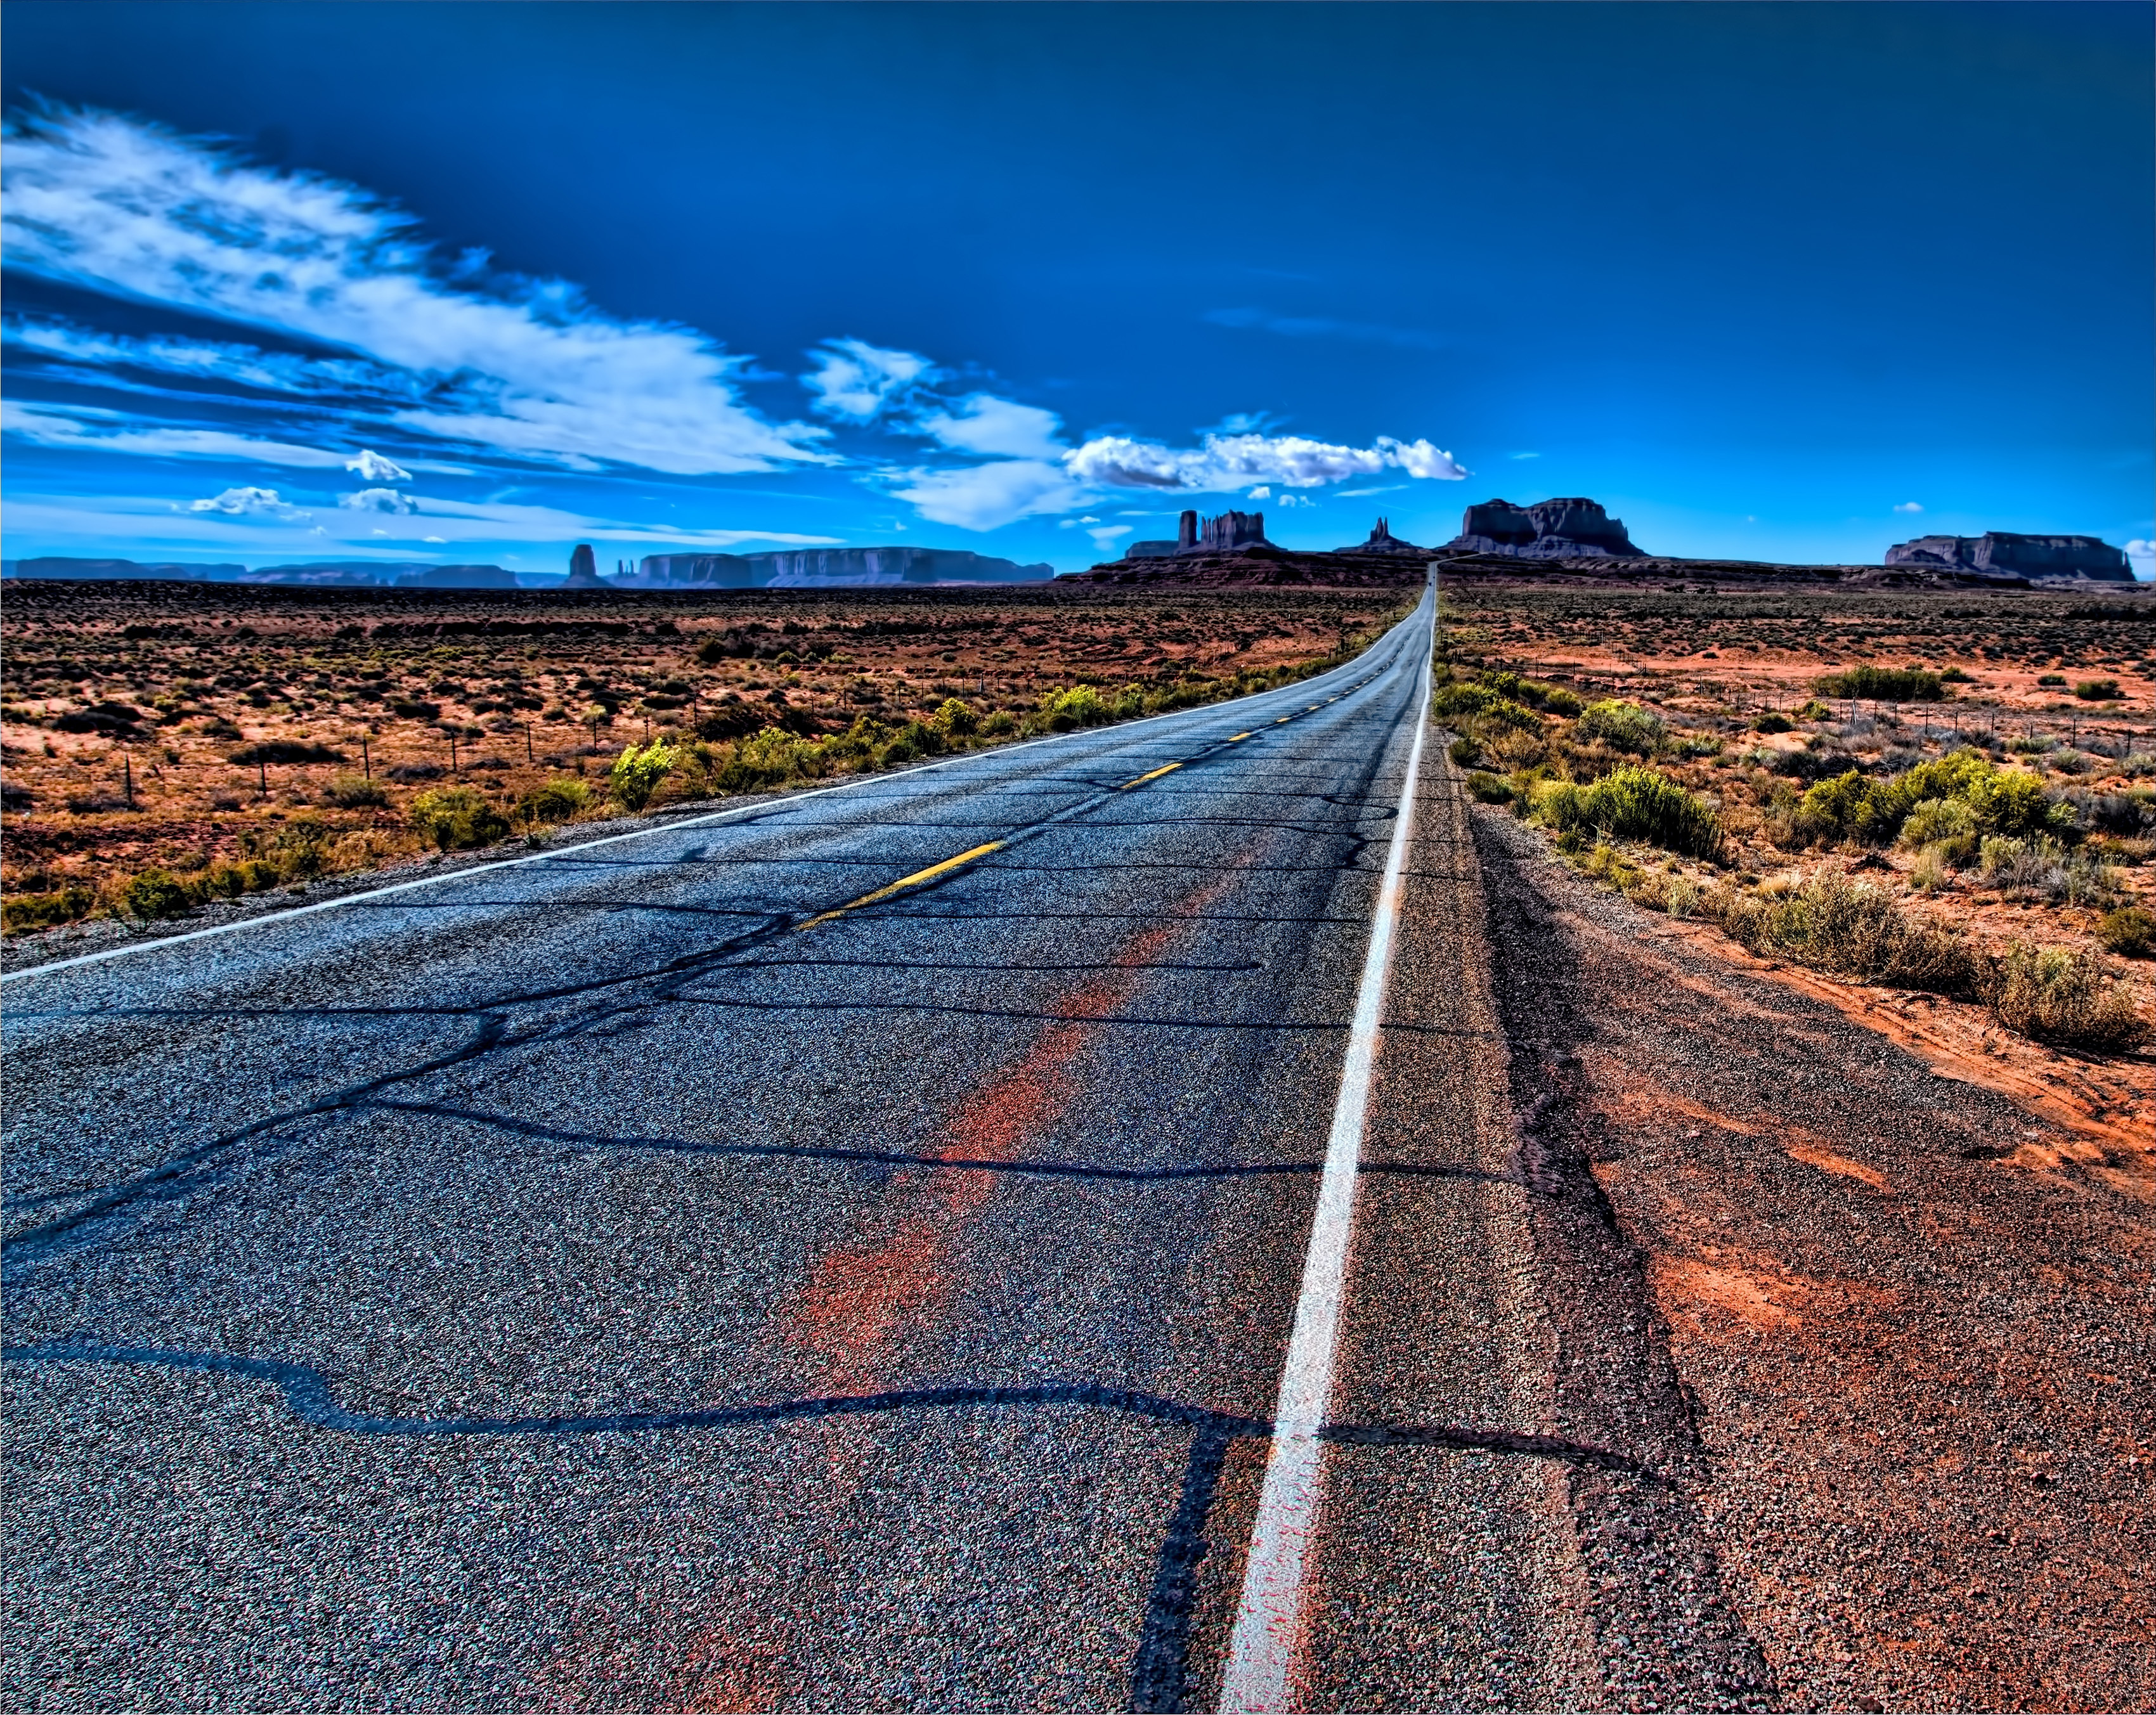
1471,804,2155,1712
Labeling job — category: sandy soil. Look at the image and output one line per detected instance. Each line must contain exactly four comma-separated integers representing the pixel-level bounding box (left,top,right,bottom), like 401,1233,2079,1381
1472,805,2153,1711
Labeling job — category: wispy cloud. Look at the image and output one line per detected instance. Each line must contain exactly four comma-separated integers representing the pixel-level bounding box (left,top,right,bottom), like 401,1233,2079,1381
2,399,357,467
1893,500,1925,514
2,106,833,476
1202,306,1443,351
886,458,1088,531
916,394,1066,460
803,337,935,422
338,486,415,514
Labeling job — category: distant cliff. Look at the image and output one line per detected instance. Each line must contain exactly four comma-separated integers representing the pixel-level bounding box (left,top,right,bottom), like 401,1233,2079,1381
5,557,249,582
1445,498,1644,558
630,547,1053,588
1886,533,2132,583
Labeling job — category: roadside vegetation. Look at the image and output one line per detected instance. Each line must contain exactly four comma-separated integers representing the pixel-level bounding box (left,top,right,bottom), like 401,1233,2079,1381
1431,609,2154,1055
1,582,1409,937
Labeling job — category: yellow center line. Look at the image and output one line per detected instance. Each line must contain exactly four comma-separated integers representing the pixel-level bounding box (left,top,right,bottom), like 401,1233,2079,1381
796,840,1006,930
1274,716,1291,724
1228,732,1252,742
1121,762,1183,790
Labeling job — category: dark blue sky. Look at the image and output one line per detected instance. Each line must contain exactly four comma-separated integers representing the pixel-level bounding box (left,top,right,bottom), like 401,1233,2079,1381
4,2,2150,575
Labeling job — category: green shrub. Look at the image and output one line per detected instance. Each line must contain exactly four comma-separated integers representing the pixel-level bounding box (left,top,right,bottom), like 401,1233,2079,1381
1464,770,1514,804
321,772,389,809
1939,666,1975,684
716,727,822,793
1900,796,1977,848
2096,907,2155,957
1985,945,2148,1051
1752,711,1793,734
2037,673,2067,689
980,711,1016,737
608,739,679,810
1538,686,1584,718
933,697,979,737
1573,699,1663,754
2,886,98,935
2075,678,2122,702
1797,751,2058,847
1038,685,1108,732
1814,664,1945,702
1447,735,1481,768
1431,682,1540,732
1713,876,1975,994
517,776,592,824
117,868,193,921
1794,699,1832,721
1530,765,1723,858
408,786,510,851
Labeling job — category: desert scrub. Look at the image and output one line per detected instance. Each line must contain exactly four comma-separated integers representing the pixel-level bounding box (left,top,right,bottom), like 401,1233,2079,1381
517,777,593,824
1812,664,1945,702
1464,770,1514,804
608,739,679,810
1572,699,1663,755
1,884,98,935
1529,765,1724,859
1794,751,2060,848
2096,907,2155,957
408,786,510,851
1984,945,2149,1051
321,772,389,809
1711,874,1976,995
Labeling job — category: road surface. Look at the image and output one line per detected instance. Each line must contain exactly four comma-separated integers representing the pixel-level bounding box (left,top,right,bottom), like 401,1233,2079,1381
4,585,1608,1711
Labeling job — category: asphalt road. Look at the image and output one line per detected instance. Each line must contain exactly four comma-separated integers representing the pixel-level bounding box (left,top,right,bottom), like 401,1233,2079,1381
4,585,1606,1711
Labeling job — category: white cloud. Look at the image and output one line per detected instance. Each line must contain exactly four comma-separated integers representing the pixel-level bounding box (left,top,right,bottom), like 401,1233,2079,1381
1337,484,1408,498
916,393,1066,459
887,458,1089,531
1088,525,1133,547
1,107,833,476
339,486,416,514
185,485,311,521
1247,485,1272,500
422,534,446,543
346,448,411,482
1510,451,1541,460
2126,540,2154,579
1893,501,1925,514
1063,430,1467,493
803,337,934,422
1275,494,1316,508
2,399,357,467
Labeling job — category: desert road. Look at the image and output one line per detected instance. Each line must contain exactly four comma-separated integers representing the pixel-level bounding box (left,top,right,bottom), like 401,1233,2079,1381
4,585,1635,1711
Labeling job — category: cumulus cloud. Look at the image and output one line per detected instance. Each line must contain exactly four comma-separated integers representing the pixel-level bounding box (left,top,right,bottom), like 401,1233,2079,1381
339,486,416,514
1893,501,1925,514
916,394,1066,460
347,448,412,482
1063,430,1466,493
2126,540,2154,579
1247,485,1273,500
185,485,310,521
887,458,1089,531
1274,493,1316,508
1,106,832,475
803,337,935,422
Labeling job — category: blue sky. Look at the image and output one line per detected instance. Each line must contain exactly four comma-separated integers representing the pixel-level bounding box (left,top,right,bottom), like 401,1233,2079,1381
3,1,2150,578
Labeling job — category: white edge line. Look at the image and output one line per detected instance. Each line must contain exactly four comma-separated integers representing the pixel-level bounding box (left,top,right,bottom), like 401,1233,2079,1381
1,611,1418,985
1216,588,1432,1715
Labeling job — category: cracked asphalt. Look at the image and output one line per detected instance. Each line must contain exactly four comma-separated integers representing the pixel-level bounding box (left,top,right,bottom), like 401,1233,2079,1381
5,586,1608,1711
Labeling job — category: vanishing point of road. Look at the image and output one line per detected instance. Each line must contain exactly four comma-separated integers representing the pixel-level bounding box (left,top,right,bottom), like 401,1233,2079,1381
5,584,1616,1710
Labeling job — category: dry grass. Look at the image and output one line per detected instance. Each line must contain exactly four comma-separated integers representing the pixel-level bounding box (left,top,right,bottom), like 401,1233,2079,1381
1,579,1407,931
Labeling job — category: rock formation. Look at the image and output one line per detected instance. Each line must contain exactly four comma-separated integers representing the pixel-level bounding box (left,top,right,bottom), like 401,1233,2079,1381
1445,497,1644,557
394,564,518,590
630,547,1052,588
1126,508,1273,559
561,543,612,589
1337,517,1424,555
1885,532,2132,583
